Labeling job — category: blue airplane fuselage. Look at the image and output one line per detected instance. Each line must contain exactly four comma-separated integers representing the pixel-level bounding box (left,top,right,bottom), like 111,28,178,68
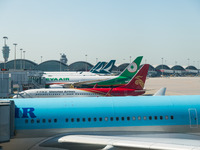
12,95,200,138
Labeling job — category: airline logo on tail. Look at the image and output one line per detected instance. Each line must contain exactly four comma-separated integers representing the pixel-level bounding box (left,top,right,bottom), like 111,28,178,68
135,76,144,89
102,60,115,73
119,64,149,90
128,62,137,73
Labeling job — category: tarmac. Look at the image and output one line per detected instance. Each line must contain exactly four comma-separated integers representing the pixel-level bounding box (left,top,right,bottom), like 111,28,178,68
145,77,200,95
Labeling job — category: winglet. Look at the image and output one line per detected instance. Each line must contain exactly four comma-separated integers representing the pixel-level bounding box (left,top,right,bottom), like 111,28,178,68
153,87,166,96
119,64,149,90
106,88,113,96
93,84,98,88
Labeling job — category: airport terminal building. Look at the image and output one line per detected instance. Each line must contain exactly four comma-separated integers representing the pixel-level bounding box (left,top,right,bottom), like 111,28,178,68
0,59,199,75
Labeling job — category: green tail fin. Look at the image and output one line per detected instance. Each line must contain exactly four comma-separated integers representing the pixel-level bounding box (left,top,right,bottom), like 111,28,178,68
119,56,143,78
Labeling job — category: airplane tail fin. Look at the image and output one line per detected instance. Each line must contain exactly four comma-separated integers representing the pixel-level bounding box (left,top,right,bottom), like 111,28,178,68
99,60,116,74
91,62,106,73
119,56,143,79
119,64,149,90
89,62,102,72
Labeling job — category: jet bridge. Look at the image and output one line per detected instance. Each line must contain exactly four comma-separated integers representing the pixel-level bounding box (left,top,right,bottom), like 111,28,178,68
0,100,15,143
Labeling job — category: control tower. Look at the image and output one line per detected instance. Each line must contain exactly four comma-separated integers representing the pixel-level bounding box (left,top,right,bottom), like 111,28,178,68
60,53,68,64
2,37,10,62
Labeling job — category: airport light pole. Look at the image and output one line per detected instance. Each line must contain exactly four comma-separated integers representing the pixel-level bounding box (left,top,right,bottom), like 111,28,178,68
161,57,163,77
85,54,87,71
129,56,132,63
96,58,98,63
20,48,23,69
41,56,43,63
60,53,62,71
187,58,190,66
23,50,26,69
13,43,17,70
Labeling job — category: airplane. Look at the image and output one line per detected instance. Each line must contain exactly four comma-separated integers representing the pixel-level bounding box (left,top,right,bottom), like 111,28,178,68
43,61,103,77
13,64,149,98
1,95,200,149
44,56,143,88
43,60,115,77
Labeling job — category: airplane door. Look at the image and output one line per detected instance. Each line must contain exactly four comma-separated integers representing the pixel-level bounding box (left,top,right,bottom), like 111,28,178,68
188,108,198,128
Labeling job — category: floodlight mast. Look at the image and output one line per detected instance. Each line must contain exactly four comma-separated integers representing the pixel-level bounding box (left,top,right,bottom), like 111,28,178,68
13,43,17,70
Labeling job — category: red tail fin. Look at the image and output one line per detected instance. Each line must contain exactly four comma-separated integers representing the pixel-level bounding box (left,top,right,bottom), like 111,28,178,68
119,64,149,90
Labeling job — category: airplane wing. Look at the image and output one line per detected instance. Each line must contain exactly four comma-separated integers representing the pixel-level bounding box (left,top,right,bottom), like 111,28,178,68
40,132,200,150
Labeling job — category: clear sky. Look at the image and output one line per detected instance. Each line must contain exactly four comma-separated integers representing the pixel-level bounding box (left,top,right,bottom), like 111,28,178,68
0,0,200,67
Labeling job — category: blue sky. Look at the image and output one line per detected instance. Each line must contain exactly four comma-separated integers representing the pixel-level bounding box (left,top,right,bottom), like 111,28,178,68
0,0,200,67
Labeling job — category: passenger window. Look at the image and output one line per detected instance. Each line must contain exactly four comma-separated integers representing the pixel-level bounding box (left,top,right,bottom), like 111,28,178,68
25,119,28,123
121,117,125,121
143,116,147,120
71,118,74,122
77,118,80,122
132,116,136,120
31,119,34,123
99,117,102,121
48,119,51,123
116,117,119,121
138,116,141,120
65,118,68,122
160,116,163,120
154,116,157,120
165,116,168,120
82,118,86,122
127,117,130,121
42,119,46,123
149,116,152,120
110,117,113,121
94,118,97,121
88,118,91,122
54,119,57,123
37,119,40,123
105,117,108,121
171,116,174,120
